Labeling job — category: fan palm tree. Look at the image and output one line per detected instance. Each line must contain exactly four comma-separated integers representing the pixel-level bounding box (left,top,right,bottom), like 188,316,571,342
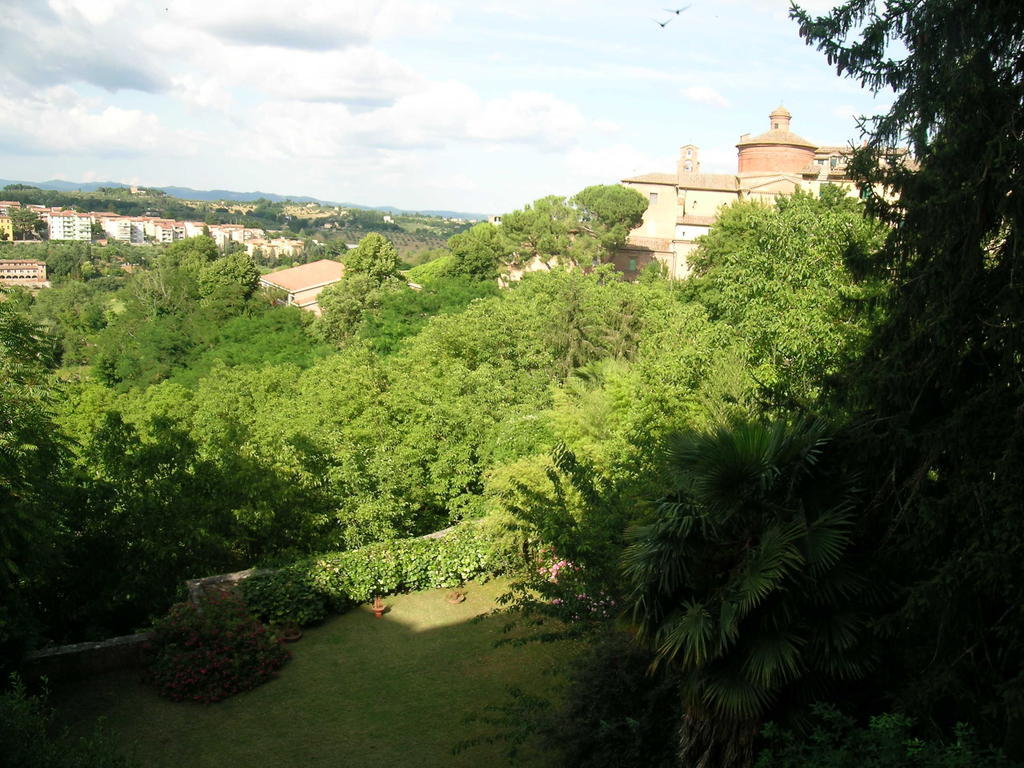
622,418,872,768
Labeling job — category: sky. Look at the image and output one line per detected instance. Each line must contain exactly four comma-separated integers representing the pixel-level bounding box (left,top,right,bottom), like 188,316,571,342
0,0,890,214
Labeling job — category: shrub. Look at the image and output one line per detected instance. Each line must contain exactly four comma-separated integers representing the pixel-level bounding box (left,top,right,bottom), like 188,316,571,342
260,520,512,614
0,674,134,768
454,633,679,767
144,591,289,703
239,572,327,628
755,704,1020,768
540,632,680,768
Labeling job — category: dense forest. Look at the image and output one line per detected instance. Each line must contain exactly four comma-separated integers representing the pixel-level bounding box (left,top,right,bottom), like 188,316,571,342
3,0,1024,765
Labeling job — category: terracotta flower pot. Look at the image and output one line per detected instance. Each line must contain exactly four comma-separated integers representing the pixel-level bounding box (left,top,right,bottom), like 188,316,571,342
371,596,387,619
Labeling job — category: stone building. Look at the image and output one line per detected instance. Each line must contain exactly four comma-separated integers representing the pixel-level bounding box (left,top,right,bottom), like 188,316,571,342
618,106,864,279
0,259,49,287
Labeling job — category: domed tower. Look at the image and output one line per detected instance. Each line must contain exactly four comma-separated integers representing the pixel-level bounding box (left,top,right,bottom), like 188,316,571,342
736,106,816,174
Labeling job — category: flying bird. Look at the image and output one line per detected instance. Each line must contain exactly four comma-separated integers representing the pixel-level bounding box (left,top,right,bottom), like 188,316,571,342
654,17,672,27
664,5,691,13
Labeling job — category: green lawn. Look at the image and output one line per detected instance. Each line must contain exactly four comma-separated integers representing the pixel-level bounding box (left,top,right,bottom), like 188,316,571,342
53,580,573,768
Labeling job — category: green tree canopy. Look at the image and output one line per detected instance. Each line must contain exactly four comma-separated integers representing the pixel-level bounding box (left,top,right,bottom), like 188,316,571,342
344,233,400,283
794,0,1024,749
499,184,648,269
198,251,260,304
688,188,886,405
446,222,508,279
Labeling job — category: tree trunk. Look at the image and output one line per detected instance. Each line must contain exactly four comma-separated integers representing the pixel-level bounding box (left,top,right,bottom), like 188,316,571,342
676,714,757,768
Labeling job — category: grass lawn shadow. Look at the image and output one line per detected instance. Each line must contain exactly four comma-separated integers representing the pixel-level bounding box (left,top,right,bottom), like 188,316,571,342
52,579,575,768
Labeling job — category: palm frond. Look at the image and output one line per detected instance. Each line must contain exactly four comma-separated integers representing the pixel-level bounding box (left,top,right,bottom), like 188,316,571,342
656,601,715,668
741,630,805,688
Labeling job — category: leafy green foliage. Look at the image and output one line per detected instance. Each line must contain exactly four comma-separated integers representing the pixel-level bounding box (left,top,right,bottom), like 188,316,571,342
793,0,1024,748
239,572,327,628
197,251,260,306
623,419,871,764
144,591,289,703
404,252,454,284
343,232,400,283
447,222,508,279
687,188,886,405
263,521,511,613
0,675,134,768
755,705,1020,768
314,272,388,344
356,276,498,354
540,633,680,768
500,185,647,268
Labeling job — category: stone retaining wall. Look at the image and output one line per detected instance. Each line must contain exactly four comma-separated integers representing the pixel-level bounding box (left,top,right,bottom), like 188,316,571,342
21,526,459,682
22,632,153,683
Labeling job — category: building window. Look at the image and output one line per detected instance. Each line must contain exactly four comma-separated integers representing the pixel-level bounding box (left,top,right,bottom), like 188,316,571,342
628,258,637,272
649,192,658,204
685,149,692,158
830,155,839,168
773,123,780,129
684,162,692,172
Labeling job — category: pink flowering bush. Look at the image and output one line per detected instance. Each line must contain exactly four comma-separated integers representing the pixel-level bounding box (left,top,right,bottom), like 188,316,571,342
538,553,617,623
537,557,572,583
144,590,290,703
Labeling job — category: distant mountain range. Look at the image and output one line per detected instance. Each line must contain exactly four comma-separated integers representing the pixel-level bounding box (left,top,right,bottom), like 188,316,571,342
0,178,487,221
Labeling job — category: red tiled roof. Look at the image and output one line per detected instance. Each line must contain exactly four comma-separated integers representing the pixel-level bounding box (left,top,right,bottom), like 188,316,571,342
622,172,677,185
624,236,673,252
737,127,817,149
678,173,740,192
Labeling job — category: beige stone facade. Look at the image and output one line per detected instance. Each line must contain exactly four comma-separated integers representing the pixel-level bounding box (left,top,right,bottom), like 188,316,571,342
0,259,48,287
621,106,866,279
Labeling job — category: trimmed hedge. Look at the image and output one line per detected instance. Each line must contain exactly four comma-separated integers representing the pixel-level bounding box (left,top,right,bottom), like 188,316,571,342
242,521,511,623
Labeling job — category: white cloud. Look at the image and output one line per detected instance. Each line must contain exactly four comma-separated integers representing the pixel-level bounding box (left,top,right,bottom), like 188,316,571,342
684,86,730,108
234,47,424,105
695,146,738,174
170,0,450,50
467,92,586,148
0,86,199,156
563,143,673,184
592,119,622,135
0,1,166,92
233,83,590,161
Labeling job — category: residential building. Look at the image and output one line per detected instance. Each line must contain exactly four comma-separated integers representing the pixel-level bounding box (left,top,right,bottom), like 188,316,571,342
618,106,868,279
0,215,12,242
0,201,21,215
0,259,48,287
258,259,344,316
46,210,93,241
152,219,185,243
183,221,208,238
99,215,143,243
245,238,305,260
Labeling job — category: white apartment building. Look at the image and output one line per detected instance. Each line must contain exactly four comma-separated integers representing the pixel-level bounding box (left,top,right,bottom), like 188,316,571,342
47,210,93,241
184,221,207,238
99,216,145,244
152,220,185,243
